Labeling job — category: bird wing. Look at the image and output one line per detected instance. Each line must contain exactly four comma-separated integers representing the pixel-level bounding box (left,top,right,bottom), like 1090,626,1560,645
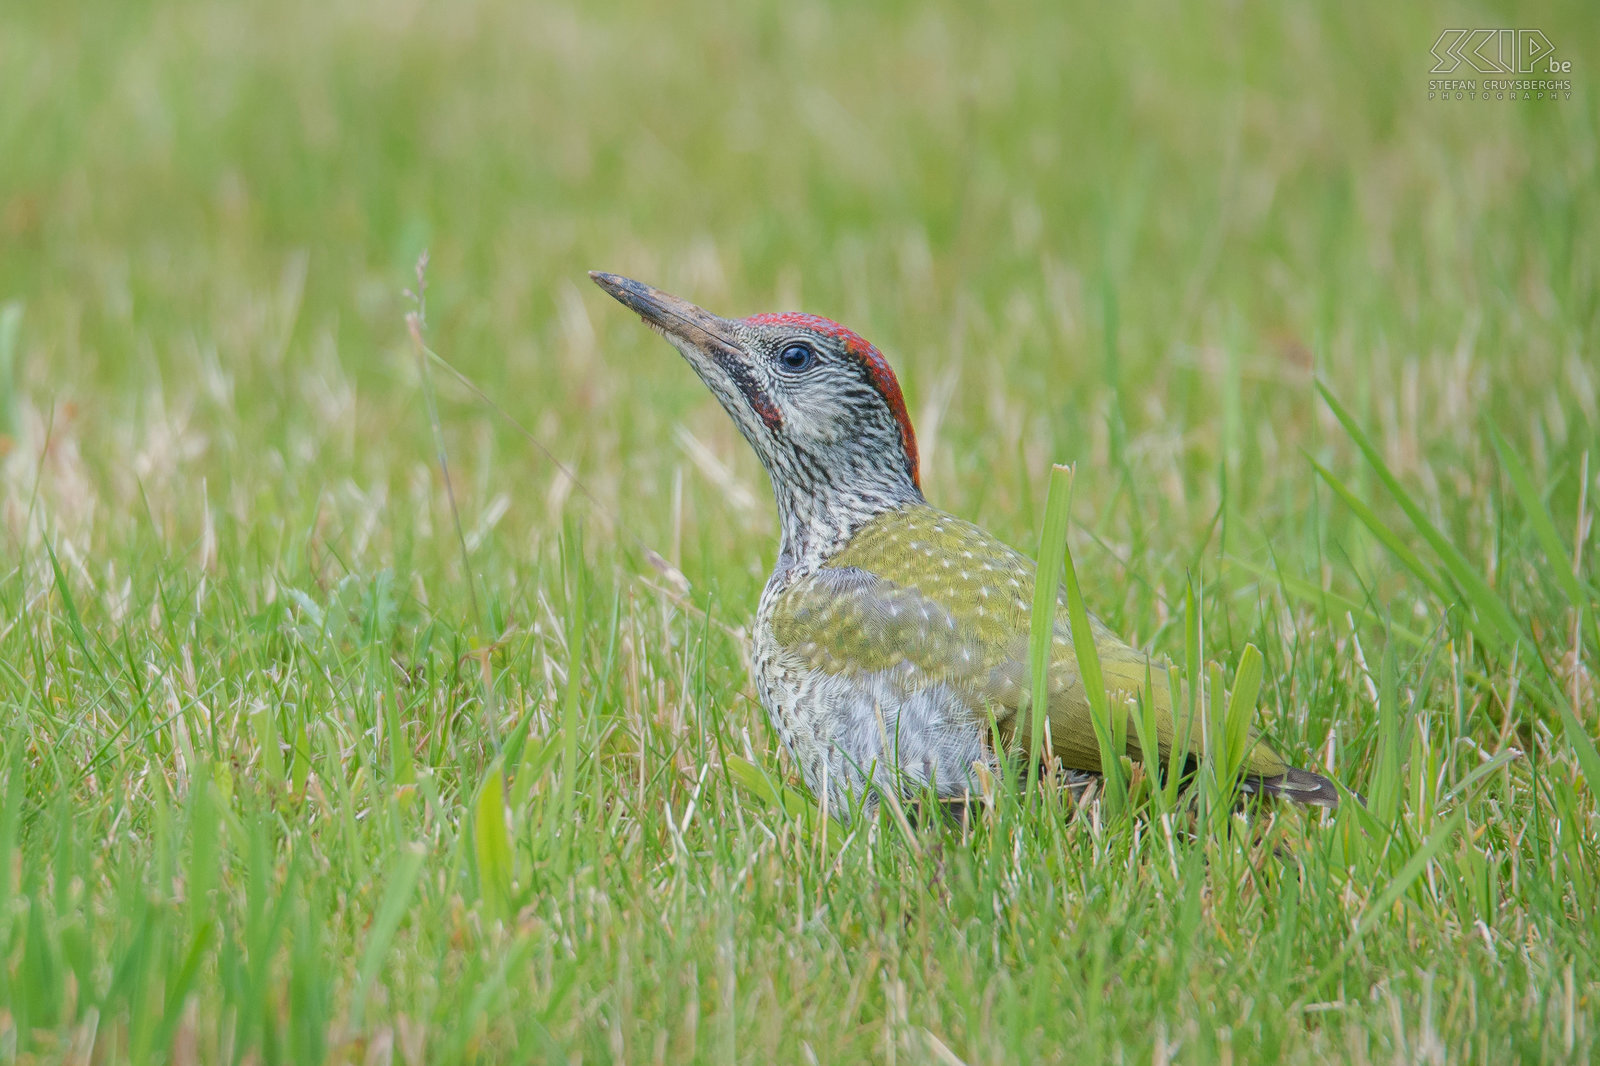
770,505,1291,778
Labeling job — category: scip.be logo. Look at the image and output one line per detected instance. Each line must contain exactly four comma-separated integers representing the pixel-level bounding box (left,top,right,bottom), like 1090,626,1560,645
1429,30,1571,74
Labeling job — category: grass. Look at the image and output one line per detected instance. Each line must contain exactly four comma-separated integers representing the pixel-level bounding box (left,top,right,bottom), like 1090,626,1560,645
1,0,1598,1061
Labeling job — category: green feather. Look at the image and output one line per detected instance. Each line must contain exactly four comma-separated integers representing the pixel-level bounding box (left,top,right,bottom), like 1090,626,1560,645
771,503,1291,778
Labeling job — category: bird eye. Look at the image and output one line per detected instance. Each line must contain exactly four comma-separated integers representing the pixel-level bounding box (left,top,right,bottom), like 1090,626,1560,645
778,343,817,372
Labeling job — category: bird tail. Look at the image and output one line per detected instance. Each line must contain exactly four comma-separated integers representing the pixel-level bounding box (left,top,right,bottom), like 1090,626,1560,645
1241,766,1344,808
1058,649,1353,809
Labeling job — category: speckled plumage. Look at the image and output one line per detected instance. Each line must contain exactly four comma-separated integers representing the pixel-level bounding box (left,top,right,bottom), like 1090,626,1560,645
755,503,1299,811
591,272,1342,817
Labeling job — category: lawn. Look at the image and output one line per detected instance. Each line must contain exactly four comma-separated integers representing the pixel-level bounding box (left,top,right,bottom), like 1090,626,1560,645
1,0,1597,1061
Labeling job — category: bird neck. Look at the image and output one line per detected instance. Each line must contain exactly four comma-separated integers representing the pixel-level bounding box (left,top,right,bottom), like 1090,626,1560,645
767,455,922,576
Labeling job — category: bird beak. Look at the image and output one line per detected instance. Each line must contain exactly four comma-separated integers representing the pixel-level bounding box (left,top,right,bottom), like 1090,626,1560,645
588,272,741,358
591,271,785,434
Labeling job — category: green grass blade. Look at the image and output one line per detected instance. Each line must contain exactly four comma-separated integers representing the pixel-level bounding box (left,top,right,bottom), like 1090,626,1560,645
0,302,20,441
1309,458,1454,611
1351,810,1464,941
557,535,588,876
1161,668,1188,811
1370,630,1403,826
1204,661,1228,815
385,687,416,787
474,764,514,923
1166,573,1204,810
1318,383,1525,653
1026,463,1075,802
43,539,104,675
0,746,20,923
1549,634,1600,796
1221,643,1263,785
1441,747,1522,805
1130,662,1166,815
1319,384,1600,791
1490,429,1590,609
1058,490,1126,816
353,843,427,1024
253,699,285,789
1227,554,1429,648
1314,809,1465,993
725,755,815,825
185,776,219,942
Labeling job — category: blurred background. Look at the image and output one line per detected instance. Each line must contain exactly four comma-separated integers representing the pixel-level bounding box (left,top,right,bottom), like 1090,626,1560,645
3,0,1594,597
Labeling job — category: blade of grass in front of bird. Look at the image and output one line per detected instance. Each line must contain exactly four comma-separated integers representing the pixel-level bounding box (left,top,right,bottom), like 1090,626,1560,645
1204,661,1231,819
1169,572,1203,811
1130,663,1166,816
1058,476,1127,816
1027,464,1075,803
1161,667,1189,812
724,754,816,826
1221,643,1263,790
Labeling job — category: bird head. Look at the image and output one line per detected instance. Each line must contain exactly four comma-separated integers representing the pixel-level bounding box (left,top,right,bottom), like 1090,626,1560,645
591,272,922,553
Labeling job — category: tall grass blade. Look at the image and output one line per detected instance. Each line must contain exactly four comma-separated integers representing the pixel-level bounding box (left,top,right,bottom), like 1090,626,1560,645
1319,383,1600,791
0,302,20,443
1130,664,1166,814
1229,554,1428,647
1309,459,1453,610
1164,573,1203,806
1490,429,1590,608
1314,809,1465,993
1317,383,1523,652
1352,809,1463,941
353,843,426,1025
725,755,815,825
557,534,588,876
1026,463,1075,801
1059,490,1126,816
474,764,514,923
1220,643,1263,787
407,255,482,632
1371,630,1403,827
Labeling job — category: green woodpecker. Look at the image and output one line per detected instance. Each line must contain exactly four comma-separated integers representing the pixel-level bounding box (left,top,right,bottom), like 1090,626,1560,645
592,272,1341,817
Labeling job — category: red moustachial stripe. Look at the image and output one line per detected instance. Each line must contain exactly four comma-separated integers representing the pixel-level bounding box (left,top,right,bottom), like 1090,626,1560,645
744,312,920,490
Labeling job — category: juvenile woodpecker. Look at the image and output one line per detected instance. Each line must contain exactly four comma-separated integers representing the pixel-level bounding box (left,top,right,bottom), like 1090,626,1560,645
592,272,1340,816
